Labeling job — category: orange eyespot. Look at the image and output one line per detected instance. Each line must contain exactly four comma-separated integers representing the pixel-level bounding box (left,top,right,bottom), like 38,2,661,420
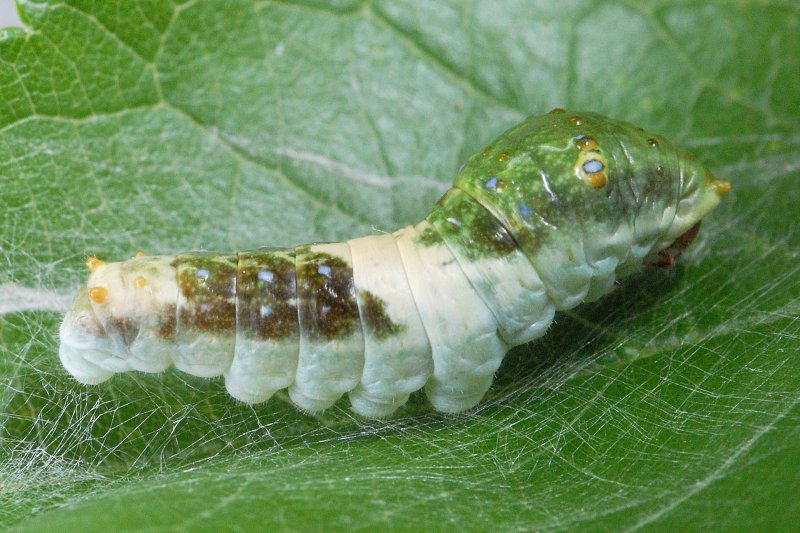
85,256,106,273
586,172,608,188
88,286,108,304
134,276,147,289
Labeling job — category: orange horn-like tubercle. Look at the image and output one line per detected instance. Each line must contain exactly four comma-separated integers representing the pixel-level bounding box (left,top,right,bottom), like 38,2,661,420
85,256,107,273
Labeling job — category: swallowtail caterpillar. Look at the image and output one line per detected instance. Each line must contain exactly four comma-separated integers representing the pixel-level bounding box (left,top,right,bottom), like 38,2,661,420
60,110,731,418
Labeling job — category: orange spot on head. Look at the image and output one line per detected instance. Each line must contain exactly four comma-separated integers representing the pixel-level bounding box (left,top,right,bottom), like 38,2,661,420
89,286,108,304
85,256,106,273
134,251,145,258
495,151,510,162
134,276,147,289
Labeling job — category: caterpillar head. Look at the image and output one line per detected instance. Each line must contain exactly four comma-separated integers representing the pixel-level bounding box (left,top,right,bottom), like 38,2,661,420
454,110,729,271
443,110,730,308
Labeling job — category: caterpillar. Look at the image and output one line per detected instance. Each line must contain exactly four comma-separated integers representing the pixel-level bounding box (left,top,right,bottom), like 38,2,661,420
59,110,730,418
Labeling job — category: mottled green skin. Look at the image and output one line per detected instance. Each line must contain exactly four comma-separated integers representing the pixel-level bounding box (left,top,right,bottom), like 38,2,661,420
175,253,238,333
416,225,444,247
436,111,691,260
426,188,518,260
236,248,298,341
359,290,405,341
171,249,403,343
295,249,361,341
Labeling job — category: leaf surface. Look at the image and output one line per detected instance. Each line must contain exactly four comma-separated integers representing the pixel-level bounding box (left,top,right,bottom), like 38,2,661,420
1,1,798,530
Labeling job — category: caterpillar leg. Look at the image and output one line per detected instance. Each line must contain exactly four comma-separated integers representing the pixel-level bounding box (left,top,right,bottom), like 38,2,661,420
58,289,115,384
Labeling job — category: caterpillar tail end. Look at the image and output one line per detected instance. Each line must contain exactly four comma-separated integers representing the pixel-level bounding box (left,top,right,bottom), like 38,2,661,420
60,255,180,385
59,287,115,384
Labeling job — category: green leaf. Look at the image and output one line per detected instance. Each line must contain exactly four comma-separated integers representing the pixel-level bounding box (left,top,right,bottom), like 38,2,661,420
1,1,798,530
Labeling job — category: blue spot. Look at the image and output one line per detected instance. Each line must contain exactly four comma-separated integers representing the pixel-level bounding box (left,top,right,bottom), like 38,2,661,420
260,304,273,317
484,176,499,190
321,304,331,315
195,268,209,280
199,303,211,313
518,203,532,219
258,270,274,282
573,133,586,141
317,265,332,278
583,159,604,173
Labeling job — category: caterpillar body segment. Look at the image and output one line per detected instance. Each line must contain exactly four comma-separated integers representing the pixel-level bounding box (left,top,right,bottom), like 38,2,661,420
59,111,730,417
395,221,508,413
347,233,431,418
227,248,299,404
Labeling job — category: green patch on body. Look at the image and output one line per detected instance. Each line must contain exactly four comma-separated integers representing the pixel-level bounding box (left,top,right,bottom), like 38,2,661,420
415,226,444,247
174,253,237,333
236,248,299,341
296,248,360,341
426,188,519,260
359,290,405,341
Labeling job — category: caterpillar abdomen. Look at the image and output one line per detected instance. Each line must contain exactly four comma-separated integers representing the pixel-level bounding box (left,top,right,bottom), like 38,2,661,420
59,110,730,417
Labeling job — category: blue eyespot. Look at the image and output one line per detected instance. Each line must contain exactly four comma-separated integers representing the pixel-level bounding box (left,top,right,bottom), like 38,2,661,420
582,159,604,174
